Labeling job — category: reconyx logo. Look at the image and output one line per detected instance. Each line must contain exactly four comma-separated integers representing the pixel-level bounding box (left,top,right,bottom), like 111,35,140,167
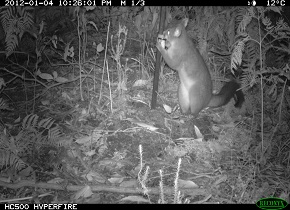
256,197,288,210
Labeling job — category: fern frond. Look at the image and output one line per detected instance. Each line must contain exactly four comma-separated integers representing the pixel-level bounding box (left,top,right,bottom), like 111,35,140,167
234,7,248,30
0,98,10,110
264,6,282,14
237,8,253,34
240,70,257,89
0,149,28,172
0,7,34,56
231,37,248,70
5,34,18,56
38,117,55,129
275,18,290,33
48,127,62,142
23,9,34,30
22,114,39,129
262,16,273,31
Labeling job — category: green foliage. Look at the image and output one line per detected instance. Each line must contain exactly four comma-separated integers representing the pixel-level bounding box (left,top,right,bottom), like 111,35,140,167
0,149,29,173
233,7,289,106
183,7,289,116
0,114,62,176
0,7,33,57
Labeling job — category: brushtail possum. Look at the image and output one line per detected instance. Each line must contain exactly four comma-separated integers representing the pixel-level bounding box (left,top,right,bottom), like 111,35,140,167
156,18,244,116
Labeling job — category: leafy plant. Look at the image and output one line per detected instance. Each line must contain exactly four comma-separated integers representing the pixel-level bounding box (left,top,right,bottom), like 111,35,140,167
0,114,62,179
232,7,289,107
0,7,33,57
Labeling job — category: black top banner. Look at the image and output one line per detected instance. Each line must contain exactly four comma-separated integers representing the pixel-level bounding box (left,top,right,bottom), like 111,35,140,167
1,0,278,6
